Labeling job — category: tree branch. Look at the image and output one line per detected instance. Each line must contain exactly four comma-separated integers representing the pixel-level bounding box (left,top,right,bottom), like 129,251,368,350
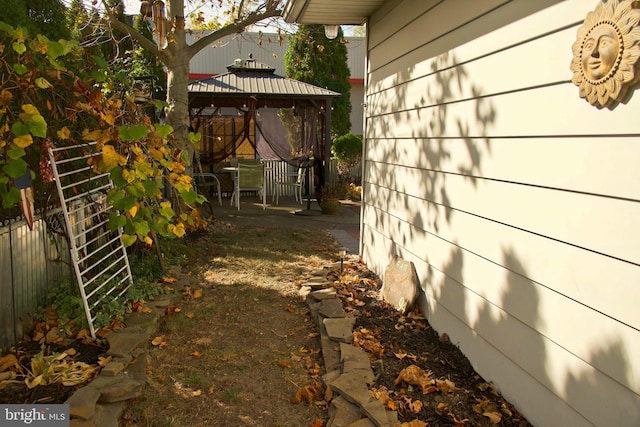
101,1,160,58
187,7,282,59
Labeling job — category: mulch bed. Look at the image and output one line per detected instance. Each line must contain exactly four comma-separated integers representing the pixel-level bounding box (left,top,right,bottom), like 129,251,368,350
325,259,533,426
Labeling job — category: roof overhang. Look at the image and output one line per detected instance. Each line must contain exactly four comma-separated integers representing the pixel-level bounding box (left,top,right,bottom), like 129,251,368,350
283,0,384,25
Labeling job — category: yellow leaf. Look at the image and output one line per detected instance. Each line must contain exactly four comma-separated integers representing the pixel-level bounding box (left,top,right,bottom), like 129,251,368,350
168,222,186,238
191,351,204,358
82,129,103,141
128,204,139,218
193,289,203,299
21,104,39,115
102,145,127,169
57,126,70,140
151,336,166,346
13,134,33,148
143,235,153,245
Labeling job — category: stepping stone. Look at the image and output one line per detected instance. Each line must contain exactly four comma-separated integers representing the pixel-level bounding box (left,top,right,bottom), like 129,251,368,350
319,299,345,318
324,317,355,343
66,386,100,420
330,372,374,407
327,396,362,427
97,378,144,403
311,288,337,300
381,257,420,314
106,332,148,358
361,399,393,427
321,337,341,373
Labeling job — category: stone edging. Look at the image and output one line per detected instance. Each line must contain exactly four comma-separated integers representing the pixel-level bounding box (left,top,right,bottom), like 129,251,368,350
301,258,397,427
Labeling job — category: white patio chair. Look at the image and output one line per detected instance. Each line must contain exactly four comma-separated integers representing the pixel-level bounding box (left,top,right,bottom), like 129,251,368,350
275,166,306,205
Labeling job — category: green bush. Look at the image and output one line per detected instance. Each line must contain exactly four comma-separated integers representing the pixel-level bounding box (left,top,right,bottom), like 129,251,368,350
331,133,363,181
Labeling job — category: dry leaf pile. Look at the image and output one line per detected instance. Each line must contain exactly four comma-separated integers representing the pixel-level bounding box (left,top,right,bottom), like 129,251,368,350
325,259,532,426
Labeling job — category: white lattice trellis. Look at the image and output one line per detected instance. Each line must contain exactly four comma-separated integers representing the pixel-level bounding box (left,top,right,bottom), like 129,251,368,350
48,142,133,339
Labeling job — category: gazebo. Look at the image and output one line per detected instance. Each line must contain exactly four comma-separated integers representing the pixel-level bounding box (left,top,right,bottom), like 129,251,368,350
188,57,340,197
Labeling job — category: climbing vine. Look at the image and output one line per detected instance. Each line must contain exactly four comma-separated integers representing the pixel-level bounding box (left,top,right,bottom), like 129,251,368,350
0,21,204,246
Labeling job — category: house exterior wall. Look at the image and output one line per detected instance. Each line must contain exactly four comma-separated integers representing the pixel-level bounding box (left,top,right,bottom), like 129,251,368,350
361,0,640,425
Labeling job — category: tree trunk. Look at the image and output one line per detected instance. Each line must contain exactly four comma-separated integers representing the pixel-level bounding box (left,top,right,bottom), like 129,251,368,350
162,5,193,173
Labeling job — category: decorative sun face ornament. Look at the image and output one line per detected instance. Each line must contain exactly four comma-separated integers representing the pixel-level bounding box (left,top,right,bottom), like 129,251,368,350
570,0,640,108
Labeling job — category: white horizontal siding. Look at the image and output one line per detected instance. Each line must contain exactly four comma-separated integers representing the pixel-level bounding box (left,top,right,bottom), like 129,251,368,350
363,0,640,425
367,137,640,201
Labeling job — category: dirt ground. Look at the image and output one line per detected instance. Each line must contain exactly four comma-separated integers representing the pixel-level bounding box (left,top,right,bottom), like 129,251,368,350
0,204,533,426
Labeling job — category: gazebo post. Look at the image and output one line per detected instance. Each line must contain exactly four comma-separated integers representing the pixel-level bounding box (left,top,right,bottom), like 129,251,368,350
323,99,332,190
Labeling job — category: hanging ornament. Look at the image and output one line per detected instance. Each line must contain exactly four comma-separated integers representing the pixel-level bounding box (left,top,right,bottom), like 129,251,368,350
14,170,35,230
140,1,152,18
152,0,166,47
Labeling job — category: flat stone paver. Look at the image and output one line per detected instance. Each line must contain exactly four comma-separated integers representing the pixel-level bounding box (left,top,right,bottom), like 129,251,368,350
319,299,345,318
66,386,100,420
324,317,356,343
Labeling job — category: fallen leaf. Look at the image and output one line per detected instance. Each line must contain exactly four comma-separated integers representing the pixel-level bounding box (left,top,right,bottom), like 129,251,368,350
194,338,212,345
98,356,112,367
160,276,177,283
285,304,296,312
193,289,203,298
151,336,166,346
400,421,427,427
191,351,204,358
436,378,457,394
0,355,19,372
277,360,291,369
411,399,423,413
185,312,194,319
483,411,502,424
449,412,469,426
394,365,434,394
310,418,323,427
436,402,449,414
167,306,181,314
293,382,322,406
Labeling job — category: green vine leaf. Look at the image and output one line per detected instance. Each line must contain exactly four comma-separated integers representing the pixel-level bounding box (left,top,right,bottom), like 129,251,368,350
119,125,148,141
1,187,21,208
3,158,27,178
121,234,137,248
12,42,26,54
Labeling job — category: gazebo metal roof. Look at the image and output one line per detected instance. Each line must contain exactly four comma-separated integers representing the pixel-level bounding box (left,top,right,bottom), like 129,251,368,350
188,57,339,109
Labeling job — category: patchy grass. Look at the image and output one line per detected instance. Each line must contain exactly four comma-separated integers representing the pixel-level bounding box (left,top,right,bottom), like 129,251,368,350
121,224,341,427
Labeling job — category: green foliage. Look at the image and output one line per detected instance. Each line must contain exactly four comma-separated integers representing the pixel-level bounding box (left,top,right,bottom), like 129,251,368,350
46,280,87,332
332,133,363,182
332,133,362,164
0,0,70,41
0,21,205,245
284,24,352,138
